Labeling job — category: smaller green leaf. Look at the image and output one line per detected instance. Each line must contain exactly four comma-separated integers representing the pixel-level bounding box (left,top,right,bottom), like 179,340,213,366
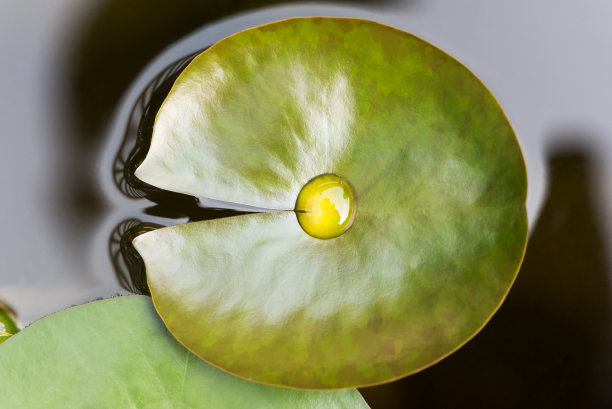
0,296,369,408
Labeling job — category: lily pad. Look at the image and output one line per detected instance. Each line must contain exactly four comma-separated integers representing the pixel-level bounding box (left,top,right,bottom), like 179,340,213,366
133,17,528,389
0,296,369,408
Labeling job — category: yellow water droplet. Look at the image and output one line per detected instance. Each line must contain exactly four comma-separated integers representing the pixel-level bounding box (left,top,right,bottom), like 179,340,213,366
294,174,357,239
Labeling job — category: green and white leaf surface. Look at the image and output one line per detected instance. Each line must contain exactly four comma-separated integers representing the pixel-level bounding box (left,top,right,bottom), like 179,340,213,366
0,296,369,408
134,17,528,389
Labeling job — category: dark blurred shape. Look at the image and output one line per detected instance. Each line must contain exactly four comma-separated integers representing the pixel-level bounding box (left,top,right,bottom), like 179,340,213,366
143,195,250,222
109,219,162,295
69,0,401,142
361,144,612,408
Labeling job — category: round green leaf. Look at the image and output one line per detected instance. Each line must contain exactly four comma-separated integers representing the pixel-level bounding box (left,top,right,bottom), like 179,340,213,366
134,17,528,389
0,296,369,408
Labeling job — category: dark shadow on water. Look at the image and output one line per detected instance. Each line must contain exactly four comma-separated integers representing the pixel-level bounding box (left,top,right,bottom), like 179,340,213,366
361,142,612,408
109,219,161,296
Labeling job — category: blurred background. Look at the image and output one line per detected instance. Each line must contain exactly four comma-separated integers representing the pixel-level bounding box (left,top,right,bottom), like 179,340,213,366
1,0,611,407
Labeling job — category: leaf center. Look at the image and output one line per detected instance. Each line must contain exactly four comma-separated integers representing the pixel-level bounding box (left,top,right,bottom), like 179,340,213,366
294,173,357,239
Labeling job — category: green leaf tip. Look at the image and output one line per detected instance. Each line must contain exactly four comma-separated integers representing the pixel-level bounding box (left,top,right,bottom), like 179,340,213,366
0,304,19,344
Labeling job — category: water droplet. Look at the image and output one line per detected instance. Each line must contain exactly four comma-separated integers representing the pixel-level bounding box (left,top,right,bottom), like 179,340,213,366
295,174,357,239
